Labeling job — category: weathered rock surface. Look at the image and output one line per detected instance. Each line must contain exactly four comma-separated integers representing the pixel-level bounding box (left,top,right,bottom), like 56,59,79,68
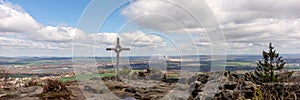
188,74,210,99
0,86,43,100
17,86,43,97
213,71,257,100
3,71,300,100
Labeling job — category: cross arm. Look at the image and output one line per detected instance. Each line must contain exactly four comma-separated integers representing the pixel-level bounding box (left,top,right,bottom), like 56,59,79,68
120,48,130,51
106,48,116,51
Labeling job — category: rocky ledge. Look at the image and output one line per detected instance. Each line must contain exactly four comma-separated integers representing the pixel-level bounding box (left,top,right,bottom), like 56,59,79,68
1,71,300,100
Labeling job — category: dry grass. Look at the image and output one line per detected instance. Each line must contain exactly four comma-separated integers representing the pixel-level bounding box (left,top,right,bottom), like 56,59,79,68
39,79,73,100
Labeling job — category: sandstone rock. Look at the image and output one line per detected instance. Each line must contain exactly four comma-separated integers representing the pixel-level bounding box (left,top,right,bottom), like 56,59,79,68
211,72,258,99
105,82,124,91
143,89,166,94
243,81,254,88
17,86,43,97
213,90,234,100
124,87,136,93
188,74,210,99
223,82,237,90
195,83,205,92
178,78,187,84
83,85,104,94
133,93,142,99
19,97,40,100
194,92,206,100
121,97,137,100
225,90,233,94
0,90,6,97
198,74,209,84
187,76,198,85
113,91,134,99
143,95,162,99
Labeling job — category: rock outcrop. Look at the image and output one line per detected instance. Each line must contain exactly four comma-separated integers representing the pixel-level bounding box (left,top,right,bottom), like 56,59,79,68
213,71,257,100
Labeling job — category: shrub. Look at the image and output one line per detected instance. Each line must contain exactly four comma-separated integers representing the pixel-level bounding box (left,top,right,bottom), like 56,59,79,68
119,65,131,76
253,83,299,99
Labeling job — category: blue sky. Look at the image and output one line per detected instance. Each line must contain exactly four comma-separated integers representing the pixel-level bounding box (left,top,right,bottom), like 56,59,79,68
0,0,300,57
8,0,130,33
8,0,91,27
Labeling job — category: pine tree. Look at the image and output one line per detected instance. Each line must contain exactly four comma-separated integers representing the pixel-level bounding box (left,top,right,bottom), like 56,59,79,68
251,43,292,84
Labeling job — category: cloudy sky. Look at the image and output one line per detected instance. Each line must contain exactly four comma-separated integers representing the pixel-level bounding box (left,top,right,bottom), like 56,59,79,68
0,0,299,57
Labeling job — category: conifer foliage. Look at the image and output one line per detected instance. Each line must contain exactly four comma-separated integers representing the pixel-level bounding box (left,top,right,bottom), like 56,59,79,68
252,43,293,84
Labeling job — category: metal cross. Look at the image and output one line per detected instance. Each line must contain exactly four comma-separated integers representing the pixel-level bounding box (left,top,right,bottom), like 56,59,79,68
106,38,130,80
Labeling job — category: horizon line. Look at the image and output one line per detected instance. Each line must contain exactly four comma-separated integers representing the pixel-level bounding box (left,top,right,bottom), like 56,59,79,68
1,53,300,58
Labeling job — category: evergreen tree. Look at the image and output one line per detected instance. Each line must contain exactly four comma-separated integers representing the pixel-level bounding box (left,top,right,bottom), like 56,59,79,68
251,43,292,84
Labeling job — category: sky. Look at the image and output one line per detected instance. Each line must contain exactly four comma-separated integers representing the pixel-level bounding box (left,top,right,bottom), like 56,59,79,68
0,0,300,57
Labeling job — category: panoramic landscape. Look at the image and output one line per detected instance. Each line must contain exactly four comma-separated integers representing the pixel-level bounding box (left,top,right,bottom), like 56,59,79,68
1,46,300,99
1,0,300,100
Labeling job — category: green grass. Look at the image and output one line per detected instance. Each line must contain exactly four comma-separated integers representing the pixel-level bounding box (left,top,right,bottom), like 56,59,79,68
60,73,116,82
165,73,180,78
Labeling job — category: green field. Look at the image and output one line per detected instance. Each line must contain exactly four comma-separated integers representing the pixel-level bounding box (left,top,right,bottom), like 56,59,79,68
60,73,116,82
165,73,180,78
29,61,57,66
226,62,256,67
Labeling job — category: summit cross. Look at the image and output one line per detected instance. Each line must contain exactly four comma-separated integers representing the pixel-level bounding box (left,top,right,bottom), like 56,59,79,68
106,38,130,80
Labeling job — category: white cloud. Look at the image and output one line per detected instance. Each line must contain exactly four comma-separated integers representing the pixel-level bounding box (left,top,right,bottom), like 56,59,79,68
207,0,300,24
122,0,210,33
95,31,166,48
1,0,300,56
122,0,300,54
0,37,71,50
0,1,79,43
27,26,79,42
0,2,41,32
0,32,14,36
0,1,85,56
0,1,170,56
70,31,171,57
